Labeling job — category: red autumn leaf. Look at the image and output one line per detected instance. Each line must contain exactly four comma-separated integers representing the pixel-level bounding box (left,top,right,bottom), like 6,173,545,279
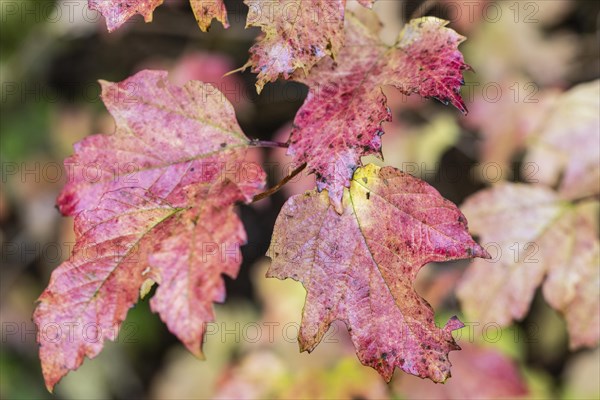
89,0,164,32
190,0,229,32
457,183,600,349
267,164,489,382
287,14,469,211
243,0,347,92
89,0,228,32
243,0,379,92
33,70,265,391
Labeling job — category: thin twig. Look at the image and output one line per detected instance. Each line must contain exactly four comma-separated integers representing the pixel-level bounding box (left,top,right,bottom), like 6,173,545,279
410,0,437,20
249,139,289,149
252,163,307,203
571,193,600,205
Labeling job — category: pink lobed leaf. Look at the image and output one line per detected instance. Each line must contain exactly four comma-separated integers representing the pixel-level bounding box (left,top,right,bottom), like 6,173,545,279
243,0,378,93
34,70,266,390
190,0,229,32
89,0,164,32
267,164,488,381
287,14,470,211
243,0,347,93
89,0,228,32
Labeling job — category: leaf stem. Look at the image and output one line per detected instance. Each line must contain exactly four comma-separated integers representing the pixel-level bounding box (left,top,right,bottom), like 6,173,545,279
252,163,307,203
410,0,437,20
249,139,289,149
571,193,600,204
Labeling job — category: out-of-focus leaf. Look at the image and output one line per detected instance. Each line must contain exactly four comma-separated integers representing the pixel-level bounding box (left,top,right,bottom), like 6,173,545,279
462,1,576,85
394,343,528,400
462,78,560,174
561,347,600,399
524,80,600,199
458,183,600,349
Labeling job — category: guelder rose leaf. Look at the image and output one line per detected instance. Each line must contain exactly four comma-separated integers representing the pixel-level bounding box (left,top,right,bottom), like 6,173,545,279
34,70,266,391
58,70,250,216
34,188,179,391
457,183,600,349
190,0,229,32
90,0,229,32
148,180,248,357
287,15,469,211
267,164,488,381
243,0,346,93
89,0,164,32
382,18,469,113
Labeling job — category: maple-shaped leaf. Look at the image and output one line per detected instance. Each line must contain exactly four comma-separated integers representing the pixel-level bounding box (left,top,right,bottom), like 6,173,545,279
190,0,229,32
267,164,488,382
524,80,600,199
243,0,347,93
287,14,469,211
89,0,228,32
89,0,164,32
34,70,265,391
457,183,600,349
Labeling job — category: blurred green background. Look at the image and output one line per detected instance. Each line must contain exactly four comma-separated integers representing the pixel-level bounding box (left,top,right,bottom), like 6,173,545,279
1,0,599,399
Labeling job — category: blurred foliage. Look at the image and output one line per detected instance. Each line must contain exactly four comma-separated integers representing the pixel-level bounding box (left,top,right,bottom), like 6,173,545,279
1,0,599,399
